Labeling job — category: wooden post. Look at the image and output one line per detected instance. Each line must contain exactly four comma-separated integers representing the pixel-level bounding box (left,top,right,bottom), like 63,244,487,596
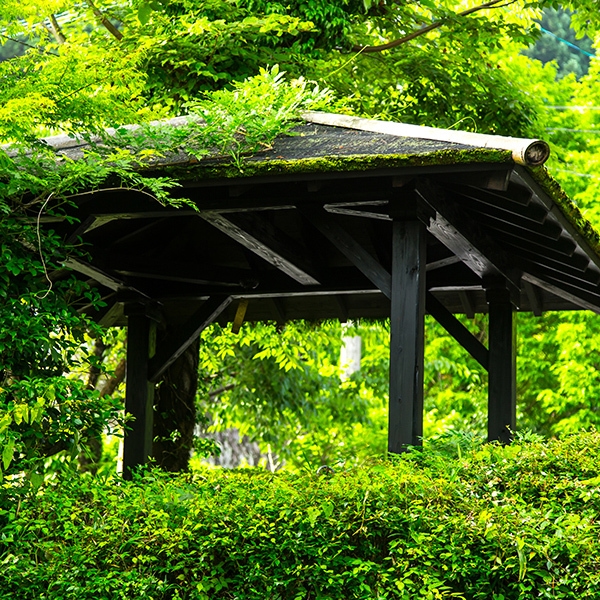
389,219,427,453
123,305,157,480
486,285,516,444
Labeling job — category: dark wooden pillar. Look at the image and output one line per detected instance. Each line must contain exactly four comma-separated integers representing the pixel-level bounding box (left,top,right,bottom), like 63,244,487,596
389,219,427,453
123,305,157,480
486,285,516,444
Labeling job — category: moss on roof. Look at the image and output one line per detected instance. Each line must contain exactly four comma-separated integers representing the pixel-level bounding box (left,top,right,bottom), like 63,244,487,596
163,147,514,181
529,165,600,257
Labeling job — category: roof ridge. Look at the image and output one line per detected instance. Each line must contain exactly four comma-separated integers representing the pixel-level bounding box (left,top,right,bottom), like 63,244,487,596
302,111,550,167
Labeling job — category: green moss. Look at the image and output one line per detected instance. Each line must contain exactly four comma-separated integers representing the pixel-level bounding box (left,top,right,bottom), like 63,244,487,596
529,165,600,256
161,147,514,181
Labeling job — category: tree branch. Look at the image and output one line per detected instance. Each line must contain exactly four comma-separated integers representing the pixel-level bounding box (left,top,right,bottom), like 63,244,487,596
351,0,513,53
0,33,59,56
208,383,236,398
98,358,127,396
47,14,66,44
85,0,123,41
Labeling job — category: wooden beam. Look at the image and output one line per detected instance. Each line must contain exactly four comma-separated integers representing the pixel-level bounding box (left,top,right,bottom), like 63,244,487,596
334,295,349,322
486,286,516,444
486,229,579,262
299,204,392,298
450,181,534,209
114,263,247,287
518,260,600,292
148,295,232,383
458,291,476,318
63,257,140,294
523,280,543,316
436,169,512,191
512,167,600,273
416,181,521,299
426,255,462,272
325,205,392,221
199,211,320,286
426,292,488,369
521,272,600,314
450,204,563,241
123,308,157,480
389,219,426,453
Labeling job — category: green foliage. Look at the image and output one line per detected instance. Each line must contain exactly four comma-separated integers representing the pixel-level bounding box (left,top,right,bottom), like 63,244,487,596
187,65,332,167
198,321,386,469
525,8,595,79
3,432,600,598
2,0,600,476
0,64,333,480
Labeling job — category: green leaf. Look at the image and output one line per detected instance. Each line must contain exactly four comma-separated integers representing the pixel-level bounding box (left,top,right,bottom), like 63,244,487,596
137,4,153,25
2,436,15,471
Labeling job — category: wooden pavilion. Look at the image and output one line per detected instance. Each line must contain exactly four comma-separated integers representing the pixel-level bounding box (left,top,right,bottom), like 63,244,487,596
39,112,600,477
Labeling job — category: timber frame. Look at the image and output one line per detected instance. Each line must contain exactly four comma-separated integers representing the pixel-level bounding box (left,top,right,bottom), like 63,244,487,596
33,113,600,477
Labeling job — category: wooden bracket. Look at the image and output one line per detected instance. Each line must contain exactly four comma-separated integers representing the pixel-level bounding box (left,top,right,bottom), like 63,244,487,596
415,180,522,301
199,211,320,286
299,204,392,298
426,292,488,369
148,295,232,383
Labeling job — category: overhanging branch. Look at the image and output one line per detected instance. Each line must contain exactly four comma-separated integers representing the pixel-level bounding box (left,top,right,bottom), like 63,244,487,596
86,0,123,41
352,0,513,53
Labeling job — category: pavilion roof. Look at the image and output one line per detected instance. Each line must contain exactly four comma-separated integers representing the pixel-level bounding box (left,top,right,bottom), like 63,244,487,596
36,112,600,327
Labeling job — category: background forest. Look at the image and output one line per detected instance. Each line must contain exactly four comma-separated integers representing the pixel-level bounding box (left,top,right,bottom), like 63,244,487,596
1,0,600,480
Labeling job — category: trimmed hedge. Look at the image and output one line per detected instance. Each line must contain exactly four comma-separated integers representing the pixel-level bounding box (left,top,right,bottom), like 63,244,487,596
1,433,600,599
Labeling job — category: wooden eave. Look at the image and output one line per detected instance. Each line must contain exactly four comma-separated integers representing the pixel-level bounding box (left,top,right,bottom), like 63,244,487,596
33,116,600,329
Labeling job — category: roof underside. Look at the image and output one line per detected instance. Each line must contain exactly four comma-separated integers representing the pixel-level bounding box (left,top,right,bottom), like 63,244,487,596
39,121,600,328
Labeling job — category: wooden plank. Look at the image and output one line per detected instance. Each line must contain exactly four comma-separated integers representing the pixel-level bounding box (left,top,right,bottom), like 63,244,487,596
435,169,512,191
426,292,488,369
486,287,516,444
452,191,548,225
177,162,513,191
426,255,462,272
517,257,599,289
64,258,126,292
299,204,392,298
148,295,232,383
451,181,534,208
486,228,579,261
114,263,248,287
325,206,392,221
123,310,156,480
452,204,563,241
389,219,426,453
199,211,320,286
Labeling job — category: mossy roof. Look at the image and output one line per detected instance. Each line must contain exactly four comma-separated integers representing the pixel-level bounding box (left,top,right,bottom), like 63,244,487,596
38,115,600,317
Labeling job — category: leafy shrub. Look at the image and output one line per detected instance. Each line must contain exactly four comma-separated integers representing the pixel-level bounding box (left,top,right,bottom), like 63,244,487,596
1,432,600,599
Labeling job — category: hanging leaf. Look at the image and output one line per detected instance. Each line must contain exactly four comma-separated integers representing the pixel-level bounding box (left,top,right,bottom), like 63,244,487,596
2,436,15,471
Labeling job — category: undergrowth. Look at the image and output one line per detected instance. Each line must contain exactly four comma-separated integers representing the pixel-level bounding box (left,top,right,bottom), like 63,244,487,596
1,431,600,599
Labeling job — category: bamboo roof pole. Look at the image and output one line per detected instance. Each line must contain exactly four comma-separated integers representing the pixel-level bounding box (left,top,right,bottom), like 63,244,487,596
302,112,550,167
